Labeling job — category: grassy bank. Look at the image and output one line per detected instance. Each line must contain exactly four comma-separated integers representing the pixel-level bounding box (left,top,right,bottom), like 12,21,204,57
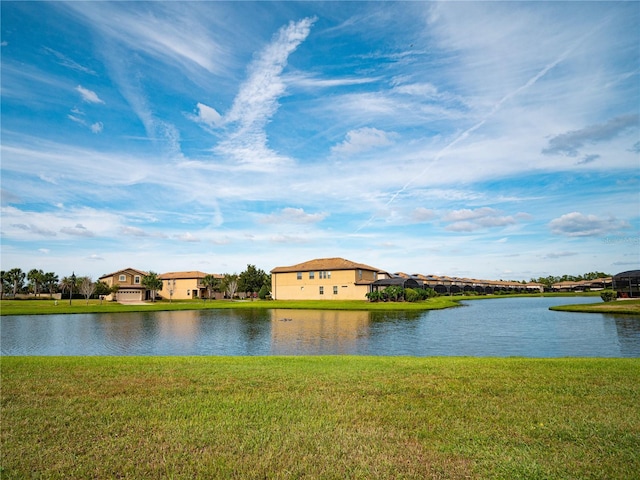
2,356,638,479
0,297,465,316
551,299,640,315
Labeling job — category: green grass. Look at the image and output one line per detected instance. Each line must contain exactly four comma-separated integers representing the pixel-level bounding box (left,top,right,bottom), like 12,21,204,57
2,357,639,479
550,299,640,315
0,297,464,316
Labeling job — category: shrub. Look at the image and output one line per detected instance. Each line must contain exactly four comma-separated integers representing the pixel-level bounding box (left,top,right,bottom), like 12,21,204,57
258,285,270,300
600,290,617,302
404,288,420,302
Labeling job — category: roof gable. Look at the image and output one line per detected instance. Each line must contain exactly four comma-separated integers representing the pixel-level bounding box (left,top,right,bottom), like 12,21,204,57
99,267,148,280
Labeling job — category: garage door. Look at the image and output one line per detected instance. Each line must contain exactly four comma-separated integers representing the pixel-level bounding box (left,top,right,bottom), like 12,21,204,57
117,290,142,301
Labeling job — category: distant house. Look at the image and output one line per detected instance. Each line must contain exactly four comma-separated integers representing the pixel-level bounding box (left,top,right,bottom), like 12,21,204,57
270,257,382,300
158,271,224,300
98,268,149,302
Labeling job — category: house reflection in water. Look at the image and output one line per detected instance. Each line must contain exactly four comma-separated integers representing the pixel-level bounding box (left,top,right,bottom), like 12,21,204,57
269,309,370,354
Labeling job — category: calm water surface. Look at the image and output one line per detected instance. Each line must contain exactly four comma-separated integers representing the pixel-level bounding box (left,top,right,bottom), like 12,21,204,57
1,297,639,357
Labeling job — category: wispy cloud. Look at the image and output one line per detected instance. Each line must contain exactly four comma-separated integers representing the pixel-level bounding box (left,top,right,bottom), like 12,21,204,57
43,47,96,75
75,85,104,104
212,17,316,170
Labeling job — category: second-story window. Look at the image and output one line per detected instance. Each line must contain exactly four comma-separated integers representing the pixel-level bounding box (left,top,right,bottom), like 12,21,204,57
297,272,302,280
134,276,140,284
309,271,315,279
119,275,126,282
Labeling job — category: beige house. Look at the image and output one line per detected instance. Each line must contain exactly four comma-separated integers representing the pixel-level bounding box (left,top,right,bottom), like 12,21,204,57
98,268,149,302
158,271,224,300
270,257,381,300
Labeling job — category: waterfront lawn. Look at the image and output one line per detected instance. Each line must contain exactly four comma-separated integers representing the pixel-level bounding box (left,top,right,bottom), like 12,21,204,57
2,357,639,479
550,299,640,315
0,297,463,316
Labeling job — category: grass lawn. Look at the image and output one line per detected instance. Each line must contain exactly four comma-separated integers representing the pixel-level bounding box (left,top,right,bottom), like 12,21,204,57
550,299,640,315
0,297,465,316
2,356,639,479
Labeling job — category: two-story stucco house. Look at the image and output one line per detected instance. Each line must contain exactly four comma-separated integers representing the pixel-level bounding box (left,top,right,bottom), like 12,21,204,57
98,268,149,302
270,257,382,300
158,271,224,300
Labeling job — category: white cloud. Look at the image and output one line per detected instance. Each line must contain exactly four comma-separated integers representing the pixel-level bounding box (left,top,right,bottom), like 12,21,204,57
542,114,639,156
260,207,327,225
90,122,103,134
443,207,519,232
331,127,396,156
411,207,436,223
549,212,630,237
75,85,104,104
60,223,95,237
192,102,223,127
174,232,200,242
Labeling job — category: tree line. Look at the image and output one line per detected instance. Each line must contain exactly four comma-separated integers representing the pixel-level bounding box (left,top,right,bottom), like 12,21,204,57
528,272,612,289
0,265,271,303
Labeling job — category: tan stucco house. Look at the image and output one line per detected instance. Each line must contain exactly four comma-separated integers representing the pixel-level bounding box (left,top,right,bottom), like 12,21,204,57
158,271,224,300
98,268,149,302
270,257,382,300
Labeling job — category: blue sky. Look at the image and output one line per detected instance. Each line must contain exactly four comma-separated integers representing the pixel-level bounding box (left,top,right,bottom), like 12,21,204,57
1,1,638,281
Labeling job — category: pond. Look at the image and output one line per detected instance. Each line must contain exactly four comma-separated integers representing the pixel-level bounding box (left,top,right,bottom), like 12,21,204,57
1,297,639,357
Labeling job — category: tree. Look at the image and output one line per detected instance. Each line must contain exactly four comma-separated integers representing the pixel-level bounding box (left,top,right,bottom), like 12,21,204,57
202,274,220,301
6,268,25,297
94,281,111,297
142,271,162,302
222,273,239,299
59,276,76,300
42,272,59,297
0,271,7,300
238,264,268,298
258,284,270,300
79,276,96,305
27,269,45,297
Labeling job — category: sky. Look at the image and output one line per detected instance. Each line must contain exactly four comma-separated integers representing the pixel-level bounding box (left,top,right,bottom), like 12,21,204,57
1,1,639,282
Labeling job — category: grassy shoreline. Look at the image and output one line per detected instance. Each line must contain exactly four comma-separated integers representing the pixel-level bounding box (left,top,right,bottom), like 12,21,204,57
2,356,638,479
0,292,612,316
550,299,640,315
0,297,462,315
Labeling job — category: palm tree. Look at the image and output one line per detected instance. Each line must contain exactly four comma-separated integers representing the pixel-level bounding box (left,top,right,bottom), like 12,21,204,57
6,268,25,297
27,269,44,297
202,274,220,301
42,272,59,297
59,276,76,301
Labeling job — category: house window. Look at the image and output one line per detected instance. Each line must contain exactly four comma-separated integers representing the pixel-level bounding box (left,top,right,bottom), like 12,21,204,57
319,286,324,295
134,276,140,284
297,272,302,280
119,275,126,282
309,271,315,279
328,271,331,279
358,269,362,280
333,286,338,295
319,271,331,279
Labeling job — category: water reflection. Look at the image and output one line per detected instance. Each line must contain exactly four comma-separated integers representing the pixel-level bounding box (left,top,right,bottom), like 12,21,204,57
1,297,639,357
270,309,370,355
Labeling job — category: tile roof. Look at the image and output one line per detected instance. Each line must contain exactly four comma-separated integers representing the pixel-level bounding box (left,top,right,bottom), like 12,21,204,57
158,271,223,280
271,257,381,274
